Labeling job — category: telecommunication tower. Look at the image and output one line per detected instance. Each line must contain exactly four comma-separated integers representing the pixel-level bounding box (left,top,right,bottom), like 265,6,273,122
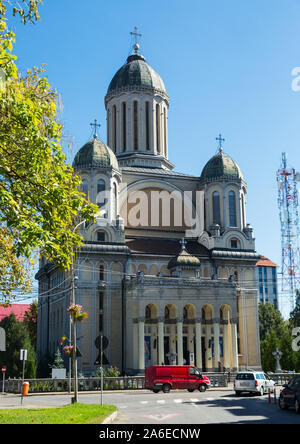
277,152,300,312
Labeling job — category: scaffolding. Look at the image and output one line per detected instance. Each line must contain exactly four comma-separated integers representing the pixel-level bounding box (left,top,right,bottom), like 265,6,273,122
277,152,300,312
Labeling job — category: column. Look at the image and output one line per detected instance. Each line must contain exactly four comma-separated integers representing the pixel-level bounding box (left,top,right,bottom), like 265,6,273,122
213,318,220,371
195,318,202,369
231,319,239,371
138,317,145,371
177,317,183,365
223,319,230,370
157,317,164,365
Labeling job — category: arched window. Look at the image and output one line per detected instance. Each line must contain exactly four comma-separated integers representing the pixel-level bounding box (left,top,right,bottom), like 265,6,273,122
122,102,126,151
156,104,160,153
133,100,139,151
97,179,106,208
183,307,188,321
241,193,245,228
112,105,117,152
145,306,151,320
212,191,221,225
164,306,170,320
82,180,88,200
163,108,167,157
99,264,104,281
229,191,237,227
97,231,106,242
145,102,150,150
112,182,117,219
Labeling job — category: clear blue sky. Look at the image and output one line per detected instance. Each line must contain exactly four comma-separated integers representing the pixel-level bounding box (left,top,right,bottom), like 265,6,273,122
11,0,300,312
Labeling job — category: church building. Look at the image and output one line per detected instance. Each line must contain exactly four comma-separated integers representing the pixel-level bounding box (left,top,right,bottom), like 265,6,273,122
36,37,261,375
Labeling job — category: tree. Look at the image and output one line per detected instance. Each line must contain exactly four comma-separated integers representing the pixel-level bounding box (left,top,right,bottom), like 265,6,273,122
23,300,37,348
258,302,286,341
50,347,64,369
290,290,300,329
0,1,98,304
0,313,36,378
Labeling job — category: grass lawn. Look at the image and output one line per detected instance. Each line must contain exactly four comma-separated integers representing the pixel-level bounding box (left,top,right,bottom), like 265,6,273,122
0,403,117,424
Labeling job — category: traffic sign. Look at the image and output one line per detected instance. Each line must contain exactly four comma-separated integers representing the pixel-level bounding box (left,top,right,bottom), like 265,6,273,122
20,349,27,361
1,365,6,373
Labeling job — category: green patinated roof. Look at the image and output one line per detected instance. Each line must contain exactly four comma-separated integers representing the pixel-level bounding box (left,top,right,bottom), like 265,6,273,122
200,151,243,182
168,248,201,270
106,53,166,97
73,137,119,170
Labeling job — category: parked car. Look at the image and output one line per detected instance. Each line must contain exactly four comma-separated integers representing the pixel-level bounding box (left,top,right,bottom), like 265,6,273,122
234,371,276,396
279,375,300,413
145,365,211,393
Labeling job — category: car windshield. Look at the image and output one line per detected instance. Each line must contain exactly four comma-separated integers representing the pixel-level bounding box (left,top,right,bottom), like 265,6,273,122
236,373,254,380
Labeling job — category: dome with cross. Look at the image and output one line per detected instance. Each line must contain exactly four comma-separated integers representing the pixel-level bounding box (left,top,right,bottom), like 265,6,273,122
73,136,119,171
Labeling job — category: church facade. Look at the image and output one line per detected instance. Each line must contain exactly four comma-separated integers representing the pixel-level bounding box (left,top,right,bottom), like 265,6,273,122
36,42,261,375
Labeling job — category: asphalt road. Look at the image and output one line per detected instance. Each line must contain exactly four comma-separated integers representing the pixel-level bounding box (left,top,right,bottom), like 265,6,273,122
0,389,299,424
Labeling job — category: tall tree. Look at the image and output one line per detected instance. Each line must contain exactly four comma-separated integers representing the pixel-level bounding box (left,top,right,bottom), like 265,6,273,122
0,1,98,304
0,313,36,378
23,300,37,348
290,290,300,329
258,302,286,341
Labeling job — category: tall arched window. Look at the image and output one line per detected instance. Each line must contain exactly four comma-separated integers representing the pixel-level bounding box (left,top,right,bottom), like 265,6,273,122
112,182,117,219
229,191,237,227
82,180,88,200
156,104,160,153
145,102,150,150
163,108,167,157
97,179,106,208
112,105,117,152
241,193,245,228
133,100,139,151
212,191,221,225
122,102,126,152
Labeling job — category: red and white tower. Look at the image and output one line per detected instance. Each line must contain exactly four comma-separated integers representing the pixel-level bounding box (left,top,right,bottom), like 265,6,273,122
277,152,300,312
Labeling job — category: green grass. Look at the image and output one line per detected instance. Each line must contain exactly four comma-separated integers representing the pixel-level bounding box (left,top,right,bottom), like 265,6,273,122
0,403,116,424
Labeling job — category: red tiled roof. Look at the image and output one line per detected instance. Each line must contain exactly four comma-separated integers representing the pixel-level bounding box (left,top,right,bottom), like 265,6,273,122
256,255,277,267
0,304,31,322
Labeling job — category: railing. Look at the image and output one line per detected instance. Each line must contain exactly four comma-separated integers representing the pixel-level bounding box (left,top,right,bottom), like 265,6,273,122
266,372,300,385
2,373,228,394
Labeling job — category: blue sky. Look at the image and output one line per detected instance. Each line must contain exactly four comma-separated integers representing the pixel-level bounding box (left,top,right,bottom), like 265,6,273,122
11,0,300,312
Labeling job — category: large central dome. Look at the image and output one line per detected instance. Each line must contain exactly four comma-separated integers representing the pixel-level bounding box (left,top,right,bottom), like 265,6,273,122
105,52,168,104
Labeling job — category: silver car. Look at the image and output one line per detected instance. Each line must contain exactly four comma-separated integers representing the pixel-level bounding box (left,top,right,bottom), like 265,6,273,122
234,371,276,396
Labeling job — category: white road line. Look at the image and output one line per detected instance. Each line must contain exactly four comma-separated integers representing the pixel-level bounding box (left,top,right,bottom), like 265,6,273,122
157,400,165,404
140,401,148,404
190,398,199,403
174,399,183,403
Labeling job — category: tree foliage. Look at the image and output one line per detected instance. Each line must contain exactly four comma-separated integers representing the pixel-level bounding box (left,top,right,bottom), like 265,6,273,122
23,300,37,348
0,313,36,378
0,1,98,303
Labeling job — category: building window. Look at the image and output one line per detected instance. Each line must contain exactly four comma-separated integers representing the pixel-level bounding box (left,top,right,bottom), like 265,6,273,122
228,191,237,227
82,180,88,200
97,179,106,208
163,108,167,156
99,264,104,281
145,306,151,320
212,192,221,225
112,105,117,152
122,102,126,151
156,103,160,153
133,100,139,151
97,231,106,242
231,239,238,249
164,306,170,320
145,102,150,150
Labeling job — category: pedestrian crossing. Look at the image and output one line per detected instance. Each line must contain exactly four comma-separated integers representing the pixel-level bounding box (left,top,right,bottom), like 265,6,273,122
117,397,213,408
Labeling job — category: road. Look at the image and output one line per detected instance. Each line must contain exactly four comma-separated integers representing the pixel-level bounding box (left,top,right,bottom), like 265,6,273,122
0,389,300,424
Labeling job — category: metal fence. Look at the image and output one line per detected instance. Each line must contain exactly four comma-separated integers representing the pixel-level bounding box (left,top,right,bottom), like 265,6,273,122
2,373,228,394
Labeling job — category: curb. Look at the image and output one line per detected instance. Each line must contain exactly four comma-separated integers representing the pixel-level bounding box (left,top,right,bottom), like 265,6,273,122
102,410,118,424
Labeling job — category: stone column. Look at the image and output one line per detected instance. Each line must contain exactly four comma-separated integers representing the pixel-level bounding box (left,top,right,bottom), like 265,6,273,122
177,317,183,365
195,318,202,369
157,317,164,365
213,318,220,371
223,319,230,370
231,319,239,371
138,317,145,371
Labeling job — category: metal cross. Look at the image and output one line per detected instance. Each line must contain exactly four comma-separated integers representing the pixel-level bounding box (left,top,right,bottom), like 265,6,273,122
180,237,187,249
216,133,225,152
90,119,101,139
130,26,142,51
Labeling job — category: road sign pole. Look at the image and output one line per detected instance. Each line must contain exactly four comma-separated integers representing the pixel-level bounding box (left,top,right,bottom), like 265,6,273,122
2,372,4,394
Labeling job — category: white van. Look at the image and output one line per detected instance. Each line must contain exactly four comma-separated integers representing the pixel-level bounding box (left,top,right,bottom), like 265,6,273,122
234,371,276,396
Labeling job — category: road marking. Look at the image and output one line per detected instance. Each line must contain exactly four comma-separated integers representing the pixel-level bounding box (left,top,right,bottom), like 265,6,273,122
138,413,180,422
140,401,148,404
157,400,165,404
190,398,199,403
174,399,183,403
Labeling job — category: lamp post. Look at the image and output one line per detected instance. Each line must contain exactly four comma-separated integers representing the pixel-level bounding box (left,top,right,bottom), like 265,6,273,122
70,219,86,404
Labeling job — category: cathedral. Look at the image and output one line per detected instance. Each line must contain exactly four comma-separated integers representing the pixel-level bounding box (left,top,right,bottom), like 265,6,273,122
36,38,261,375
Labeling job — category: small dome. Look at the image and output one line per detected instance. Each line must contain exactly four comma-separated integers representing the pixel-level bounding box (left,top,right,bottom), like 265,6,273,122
73,137,119,170
168,247,201,270
105,52,168,103
200,151,243,183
